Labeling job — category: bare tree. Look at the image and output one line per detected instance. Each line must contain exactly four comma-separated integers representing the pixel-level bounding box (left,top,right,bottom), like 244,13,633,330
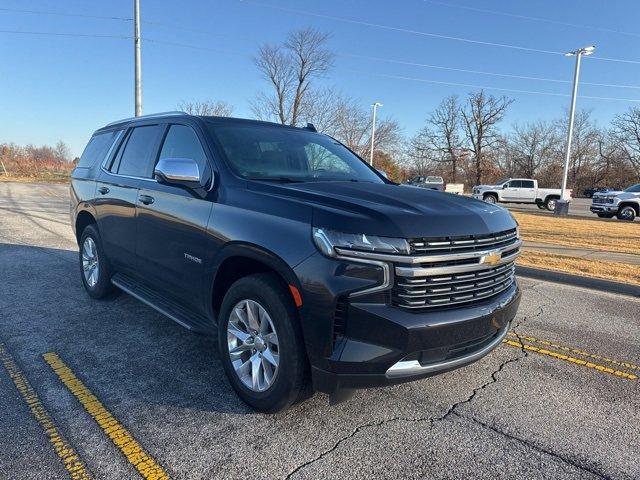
509,120,557,178
252,28,333,126
178,99,234,117
428,95,463,182
461,90,513,185
405,127,441,176
612,106,640,176
554,109,599,189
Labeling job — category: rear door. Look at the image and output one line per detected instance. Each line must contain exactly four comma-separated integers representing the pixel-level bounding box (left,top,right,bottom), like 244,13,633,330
95,124,164,272
135,122,214,312
518,180,537,202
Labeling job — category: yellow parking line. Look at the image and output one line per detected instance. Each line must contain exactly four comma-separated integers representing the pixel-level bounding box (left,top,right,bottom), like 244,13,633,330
0,344,92,479
43,352,170,480
506,331,640,372
502,339,638,380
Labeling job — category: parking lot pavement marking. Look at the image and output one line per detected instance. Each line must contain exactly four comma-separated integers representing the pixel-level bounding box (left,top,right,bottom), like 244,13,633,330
502,339,638,380
506,331,640,372
42,352,170,480
0,343,92,480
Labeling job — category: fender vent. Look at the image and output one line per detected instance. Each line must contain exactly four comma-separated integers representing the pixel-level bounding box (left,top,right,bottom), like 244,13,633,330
332,296,348,343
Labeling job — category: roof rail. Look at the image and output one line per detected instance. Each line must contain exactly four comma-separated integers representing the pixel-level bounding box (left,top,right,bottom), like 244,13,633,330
104,111,188,128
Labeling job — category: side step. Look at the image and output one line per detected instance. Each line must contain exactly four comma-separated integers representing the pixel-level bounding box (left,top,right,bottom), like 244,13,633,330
111,273,214,334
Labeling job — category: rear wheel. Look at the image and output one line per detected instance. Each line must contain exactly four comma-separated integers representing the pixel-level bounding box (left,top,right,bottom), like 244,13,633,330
545,197,558,211
218,273,308,413
617,205,637,221
79,224,116,299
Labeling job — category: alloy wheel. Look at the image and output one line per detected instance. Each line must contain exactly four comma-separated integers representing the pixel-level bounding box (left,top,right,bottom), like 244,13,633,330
227,299,280,392
620,206,635,221
82,237,100,288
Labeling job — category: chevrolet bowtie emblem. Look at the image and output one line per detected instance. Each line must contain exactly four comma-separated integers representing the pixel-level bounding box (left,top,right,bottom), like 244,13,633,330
482,251,502,266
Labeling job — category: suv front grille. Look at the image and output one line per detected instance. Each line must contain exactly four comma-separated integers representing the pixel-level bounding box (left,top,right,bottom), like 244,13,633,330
409,228,517,255
393,262,515,309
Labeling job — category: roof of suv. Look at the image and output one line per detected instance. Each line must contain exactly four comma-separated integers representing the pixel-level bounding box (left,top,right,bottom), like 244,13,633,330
99,111,313,132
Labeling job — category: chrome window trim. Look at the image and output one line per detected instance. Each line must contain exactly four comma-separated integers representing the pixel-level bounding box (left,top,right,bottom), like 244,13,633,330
385,321,511,378
334,239,521,265
100,165,158,183
98,130,125,170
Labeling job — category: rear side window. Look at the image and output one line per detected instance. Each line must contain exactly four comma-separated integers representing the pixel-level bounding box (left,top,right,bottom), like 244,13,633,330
521,180,535,188
77,131,120,168
158,125,208,175
115,125,163,178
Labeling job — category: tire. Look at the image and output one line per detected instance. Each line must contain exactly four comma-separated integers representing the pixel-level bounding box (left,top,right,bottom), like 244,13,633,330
537,202,546,210
545,197,558,211
586,193,593,198
597,213,614,219
79,224,117,299
483,194,497,204
218,273,308,413
617,205,637,221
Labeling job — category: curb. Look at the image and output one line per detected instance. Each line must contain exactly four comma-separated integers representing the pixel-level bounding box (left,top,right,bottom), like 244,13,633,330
516,265,640,298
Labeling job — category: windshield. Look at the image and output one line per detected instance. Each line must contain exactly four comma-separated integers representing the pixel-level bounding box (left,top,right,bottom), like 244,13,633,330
624,184,640,192
495,178,510,185
426,176,444,183
208,124,384,183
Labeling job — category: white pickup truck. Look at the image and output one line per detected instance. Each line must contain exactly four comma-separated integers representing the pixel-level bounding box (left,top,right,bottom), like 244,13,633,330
472,178,569,211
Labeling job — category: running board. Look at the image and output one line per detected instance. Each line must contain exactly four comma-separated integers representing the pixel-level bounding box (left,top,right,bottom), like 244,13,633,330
111,273,214,334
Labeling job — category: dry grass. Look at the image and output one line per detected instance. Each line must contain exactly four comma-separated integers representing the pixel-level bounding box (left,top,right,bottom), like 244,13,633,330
513,212,639,255
0,173,70,184
518,251,640,286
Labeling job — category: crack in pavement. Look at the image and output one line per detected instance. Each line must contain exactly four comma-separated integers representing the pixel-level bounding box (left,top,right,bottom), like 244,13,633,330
285,283,561,479
454,412,611,479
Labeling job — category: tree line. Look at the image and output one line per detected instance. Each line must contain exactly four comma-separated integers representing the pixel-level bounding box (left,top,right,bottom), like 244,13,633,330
0,141,73,179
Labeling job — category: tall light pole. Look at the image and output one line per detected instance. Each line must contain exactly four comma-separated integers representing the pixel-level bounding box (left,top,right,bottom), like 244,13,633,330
369,102,382,165
556,45,595,215
134,0,142,116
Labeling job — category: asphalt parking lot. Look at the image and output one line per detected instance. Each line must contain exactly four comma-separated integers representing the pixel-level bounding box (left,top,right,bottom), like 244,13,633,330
1,182,639,480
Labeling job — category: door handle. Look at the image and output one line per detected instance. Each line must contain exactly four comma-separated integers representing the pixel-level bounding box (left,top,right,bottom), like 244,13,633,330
98,186,110,195
139,194,155,205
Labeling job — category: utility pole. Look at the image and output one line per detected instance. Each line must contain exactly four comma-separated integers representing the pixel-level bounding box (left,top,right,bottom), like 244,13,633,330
134,0,142,116
369,102,382,166
556,45,595,216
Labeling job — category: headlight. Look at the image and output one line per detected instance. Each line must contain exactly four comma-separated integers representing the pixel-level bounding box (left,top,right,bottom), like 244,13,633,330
313,228,410,257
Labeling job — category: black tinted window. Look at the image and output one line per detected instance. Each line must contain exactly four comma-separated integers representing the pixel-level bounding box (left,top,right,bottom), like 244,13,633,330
77,131,120,168
117,126,162,177
508,180,522,188
521,180,535,188
159,125,208,174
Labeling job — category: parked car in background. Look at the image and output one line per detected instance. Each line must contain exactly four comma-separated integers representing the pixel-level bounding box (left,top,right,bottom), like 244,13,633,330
472,178,569,211
404,175,445,191
583,187,613,198
590,184,640,221
70,112,522,412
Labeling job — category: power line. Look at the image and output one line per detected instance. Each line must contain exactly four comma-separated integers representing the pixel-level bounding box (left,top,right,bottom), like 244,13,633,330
341,53,640,90
0,7,131,21
342,69,640,103
421,0,640,39
240,0,640,66
0,29,130,39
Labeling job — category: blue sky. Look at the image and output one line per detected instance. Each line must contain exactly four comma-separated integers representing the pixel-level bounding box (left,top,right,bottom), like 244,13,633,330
1,0,639,157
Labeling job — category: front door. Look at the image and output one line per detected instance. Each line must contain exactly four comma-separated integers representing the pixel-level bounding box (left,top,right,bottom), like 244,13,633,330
135,123,214,312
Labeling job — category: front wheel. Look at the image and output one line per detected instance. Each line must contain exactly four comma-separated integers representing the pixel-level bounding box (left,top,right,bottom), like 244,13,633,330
483,195,497,204
617,206,637,221
218,273,309,413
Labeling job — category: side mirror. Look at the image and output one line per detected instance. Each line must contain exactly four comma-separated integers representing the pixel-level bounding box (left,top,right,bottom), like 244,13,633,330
154,158,201,186
502,184,508,189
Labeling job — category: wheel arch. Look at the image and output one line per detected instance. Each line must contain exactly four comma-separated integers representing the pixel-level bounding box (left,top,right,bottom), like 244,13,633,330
209,243,302,320
75,210,98,244
619,201,639,215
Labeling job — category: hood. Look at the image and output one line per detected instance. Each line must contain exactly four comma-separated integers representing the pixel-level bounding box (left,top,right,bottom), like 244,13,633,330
593,190,624,198
474,184,499,190
248,181,516,238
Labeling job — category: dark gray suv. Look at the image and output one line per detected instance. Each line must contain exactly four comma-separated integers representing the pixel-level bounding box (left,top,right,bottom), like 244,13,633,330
71,112,521,412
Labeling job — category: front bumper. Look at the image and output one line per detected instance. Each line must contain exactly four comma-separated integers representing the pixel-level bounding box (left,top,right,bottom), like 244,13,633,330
311,282,521,393
590,204,618,214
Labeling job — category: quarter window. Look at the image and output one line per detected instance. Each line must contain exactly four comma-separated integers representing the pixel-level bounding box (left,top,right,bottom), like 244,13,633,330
77,130,121,168
115,125,163,178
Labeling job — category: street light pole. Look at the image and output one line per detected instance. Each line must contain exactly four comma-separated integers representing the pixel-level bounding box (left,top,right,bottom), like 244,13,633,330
556,45,595,216
134,0,142,117
369,102,382,166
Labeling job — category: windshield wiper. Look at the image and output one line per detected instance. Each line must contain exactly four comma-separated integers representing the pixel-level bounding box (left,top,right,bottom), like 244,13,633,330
248,176,305,183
